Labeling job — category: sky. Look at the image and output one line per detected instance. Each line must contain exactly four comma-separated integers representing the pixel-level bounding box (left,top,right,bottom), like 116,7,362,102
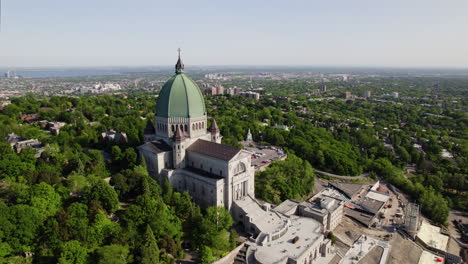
0,0,467,68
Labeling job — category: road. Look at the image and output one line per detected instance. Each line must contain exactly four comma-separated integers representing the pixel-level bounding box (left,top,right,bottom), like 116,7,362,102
314,168,369,180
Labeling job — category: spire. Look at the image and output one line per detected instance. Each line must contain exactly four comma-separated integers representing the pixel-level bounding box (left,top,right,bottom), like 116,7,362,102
173,126,185,142
246,129,253,141
209,118,219,134
175,48,184,74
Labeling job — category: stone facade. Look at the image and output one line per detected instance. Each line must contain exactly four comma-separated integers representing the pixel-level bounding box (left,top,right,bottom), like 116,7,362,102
138,56,254,211
298,197,344,231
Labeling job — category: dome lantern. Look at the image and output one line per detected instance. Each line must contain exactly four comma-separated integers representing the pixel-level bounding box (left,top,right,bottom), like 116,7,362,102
175,48,184,74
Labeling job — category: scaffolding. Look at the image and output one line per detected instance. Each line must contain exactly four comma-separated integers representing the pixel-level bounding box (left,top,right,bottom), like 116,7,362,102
404,203,420,238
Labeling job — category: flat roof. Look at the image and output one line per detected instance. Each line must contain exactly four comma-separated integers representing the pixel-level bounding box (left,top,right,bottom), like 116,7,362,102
254,216,323,264
300,198,342,217
418,251,442,264
366,190,390,203
416,221,449,251
274,199,299,215
235,196,287,234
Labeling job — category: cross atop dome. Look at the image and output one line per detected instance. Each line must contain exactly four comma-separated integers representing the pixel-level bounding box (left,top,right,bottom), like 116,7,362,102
175,48,184,74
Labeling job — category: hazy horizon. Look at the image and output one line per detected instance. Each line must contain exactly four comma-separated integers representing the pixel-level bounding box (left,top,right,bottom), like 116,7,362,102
1,1,467,68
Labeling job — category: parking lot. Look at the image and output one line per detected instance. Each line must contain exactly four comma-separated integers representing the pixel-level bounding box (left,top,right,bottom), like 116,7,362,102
242,143,286,170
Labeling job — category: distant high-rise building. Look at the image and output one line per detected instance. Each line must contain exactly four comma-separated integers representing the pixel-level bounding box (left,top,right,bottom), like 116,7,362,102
5,71,10,78
239,91,260,100
227,87,242,95
364,91,371,98
343,91,352,99
251,88,265,95
320,82,327,92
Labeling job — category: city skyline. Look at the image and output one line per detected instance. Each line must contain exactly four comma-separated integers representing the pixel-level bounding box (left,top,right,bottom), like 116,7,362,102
0,0,467,68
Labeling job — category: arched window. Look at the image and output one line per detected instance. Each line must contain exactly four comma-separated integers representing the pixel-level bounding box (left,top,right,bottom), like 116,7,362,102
192,124,195,130
180,124,183,131
196,123,199,130
202,122,205,128
185,125,188,131
171,125,174,132
234,162,246,174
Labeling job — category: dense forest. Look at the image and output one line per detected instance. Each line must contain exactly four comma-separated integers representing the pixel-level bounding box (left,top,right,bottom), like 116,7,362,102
0,95,237,264
207,83,466,224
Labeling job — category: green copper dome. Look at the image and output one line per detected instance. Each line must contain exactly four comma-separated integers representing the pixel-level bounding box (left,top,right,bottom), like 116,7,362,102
156,54,206,118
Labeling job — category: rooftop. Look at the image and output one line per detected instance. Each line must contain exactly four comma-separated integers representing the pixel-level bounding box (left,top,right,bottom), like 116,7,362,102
144,121,155,135
365,190,390,203
187,139,241,161
329,182,364,199
274,199,299,215
417,221,449,251
253,216,324,264
357,197,385,215
343,208,374,227
143,140,172,154
155,52,206,118
235,196,287,234
184,166,224,180
301,197,342,217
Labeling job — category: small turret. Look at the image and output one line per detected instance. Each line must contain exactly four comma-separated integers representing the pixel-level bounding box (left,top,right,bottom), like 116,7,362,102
209,118,219,133
173,125,185,142
209,118,221,144
172,126,186,169
246,129,253,142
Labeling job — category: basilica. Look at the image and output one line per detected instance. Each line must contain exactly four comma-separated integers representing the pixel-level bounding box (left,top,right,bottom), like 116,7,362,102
138,52,255,210
139,53,338,263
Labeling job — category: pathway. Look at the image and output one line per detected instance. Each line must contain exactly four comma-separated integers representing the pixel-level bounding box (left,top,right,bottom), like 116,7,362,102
314,168,369,180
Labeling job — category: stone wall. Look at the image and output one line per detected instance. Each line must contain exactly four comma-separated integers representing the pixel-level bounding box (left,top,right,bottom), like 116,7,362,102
212,243,245,264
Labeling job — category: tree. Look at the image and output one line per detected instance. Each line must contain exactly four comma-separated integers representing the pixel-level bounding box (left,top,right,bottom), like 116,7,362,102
327,232,336,245
121,195,182,253
122,148,137,169
229,229,238,248
0,142,13,155
67,174,91,193
58,240,88,264
256,153,314,203
140,225,159,264
0,204,42,254
95,245,131,264
111,146,122,161
199,246,213,264
65,202,89,242
419,188,450,225
204,206,233,233
84,180,119,213
29,182,62,219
